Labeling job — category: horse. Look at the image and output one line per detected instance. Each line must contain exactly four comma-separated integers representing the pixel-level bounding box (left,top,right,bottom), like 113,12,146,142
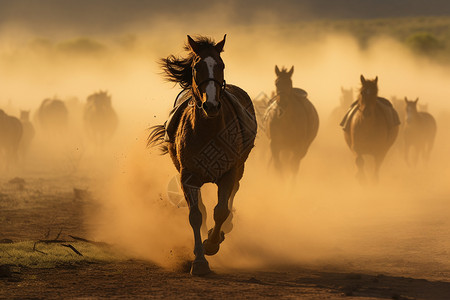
263,66,319,175
0,110,23,168
37,98,69,134
148,35,257,275
83,91,118,147
341,75,399,182
19,110,35,157
404,97,437,166
328,87,354,128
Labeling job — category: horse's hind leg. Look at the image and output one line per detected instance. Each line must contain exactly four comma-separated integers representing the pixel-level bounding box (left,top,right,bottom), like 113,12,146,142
355,154,366,183
198,190,208,235
181,176,210,276
270,141,283,173
203,168,236,256
221,181,239,234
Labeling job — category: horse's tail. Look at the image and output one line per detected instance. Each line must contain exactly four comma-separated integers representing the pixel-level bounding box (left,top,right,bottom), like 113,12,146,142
147,125,168,155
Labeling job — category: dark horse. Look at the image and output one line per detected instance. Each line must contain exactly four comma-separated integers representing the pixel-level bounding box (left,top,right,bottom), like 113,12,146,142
264,66,319,175
83,91,118,147
37,98,69,134
0,110,23,168
148,35,257,275
341,75,399,182
404,97,437,166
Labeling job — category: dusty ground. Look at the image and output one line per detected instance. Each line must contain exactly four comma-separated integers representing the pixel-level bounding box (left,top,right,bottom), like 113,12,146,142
1,173,450,300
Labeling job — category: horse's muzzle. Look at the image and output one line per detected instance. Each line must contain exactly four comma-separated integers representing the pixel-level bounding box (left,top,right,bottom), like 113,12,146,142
202,102,221,118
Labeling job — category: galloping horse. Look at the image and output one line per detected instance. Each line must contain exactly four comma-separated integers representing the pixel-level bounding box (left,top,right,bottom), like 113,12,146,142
264,66,319,175
148,35,257,275
83,91,118,147
341,75,399,182
404,97,437,166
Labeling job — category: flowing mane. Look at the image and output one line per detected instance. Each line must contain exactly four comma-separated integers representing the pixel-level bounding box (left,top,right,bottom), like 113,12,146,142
160,36,220,89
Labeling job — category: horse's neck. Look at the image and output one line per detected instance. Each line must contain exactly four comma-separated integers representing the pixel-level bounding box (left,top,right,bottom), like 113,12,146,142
191,105,224,135
277,92,293,107
359,95,377,112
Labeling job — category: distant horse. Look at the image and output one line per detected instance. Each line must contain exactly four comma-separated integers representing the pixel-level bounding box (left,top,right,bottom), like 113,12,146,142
19,110,35,157
264,66,319,175
404,97,437,166
0,110,23,168
83,91,118,146
148,35,257,275
341,75,399,182
37,98,69,134
328,87,354,128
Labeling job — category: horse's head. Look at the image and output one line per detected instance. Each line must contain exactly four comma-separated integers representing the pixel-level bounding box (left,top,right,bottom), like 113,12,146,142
188,35,226,118
20,110,30,121
359,75,378,110
405,97,419,123
275,66,294,96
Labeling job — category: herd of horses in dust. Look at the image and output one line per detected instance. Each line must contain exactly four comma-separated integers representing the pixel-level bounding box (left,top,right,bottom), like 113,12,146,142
0,90,118,168
0,35,438,275
147,35,438,275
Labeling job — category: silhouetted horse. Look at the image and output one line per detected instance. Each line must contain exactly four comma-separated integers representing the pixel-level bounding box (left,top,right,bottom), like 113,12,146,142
19,110,35,157
148,35,257,275
264,66,319,175
83,91,118,146
404,97,437,166
37,98,68,134
0,110,23,168
328,87,354,128
341,75,399,182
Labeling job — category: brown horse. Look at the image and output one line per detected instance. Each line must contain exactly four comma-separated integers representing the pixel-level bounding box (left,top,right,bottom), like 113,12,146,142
83,91,118,147
37,98,68,134
148,35,257,275
0,110,23,168
341,75,399,182
404,97,437,166
264,66,319,175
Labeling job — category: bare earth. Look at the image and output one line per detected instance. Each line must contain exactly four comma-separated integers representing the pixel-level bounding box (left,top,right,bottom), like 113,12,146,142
1,175,450,300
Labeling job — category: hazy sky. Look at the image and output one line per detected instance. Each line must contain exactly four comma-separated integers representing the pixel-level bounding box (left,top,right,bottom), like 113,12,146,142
1,0,450,36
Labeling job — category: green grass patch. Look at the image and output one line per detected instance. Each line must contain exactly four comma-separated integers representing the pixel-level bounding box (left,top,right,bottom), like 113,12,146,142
0,241,123,268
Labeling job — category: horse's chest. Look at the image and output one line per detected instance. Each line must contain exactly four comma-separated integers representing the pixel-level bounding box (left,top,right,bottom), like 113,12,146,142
177,118,253,183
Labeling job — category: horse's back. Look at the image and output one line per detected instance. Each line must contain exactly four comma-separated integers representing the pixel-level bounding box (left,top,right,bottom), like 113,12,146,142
225,84,255,118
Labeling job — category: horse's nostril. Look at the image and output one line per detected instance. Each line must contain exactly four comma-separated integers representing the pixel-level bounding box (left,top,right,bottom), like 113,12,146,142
217,102,222,110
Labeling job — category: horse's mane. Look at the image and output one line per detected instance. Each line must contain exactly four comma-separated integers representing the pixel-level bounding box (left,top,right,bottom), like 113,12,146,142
160,36,217,89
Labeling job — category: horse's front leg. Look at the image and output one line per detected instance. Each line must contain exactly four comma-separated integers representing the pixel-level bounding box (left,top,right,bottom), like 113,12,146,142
203,168,236,256
181,176,210,276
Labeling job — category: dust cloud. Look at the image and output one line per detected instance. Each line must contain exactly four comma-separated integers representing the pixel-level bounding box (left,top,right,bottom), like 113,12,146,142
1,19,450,277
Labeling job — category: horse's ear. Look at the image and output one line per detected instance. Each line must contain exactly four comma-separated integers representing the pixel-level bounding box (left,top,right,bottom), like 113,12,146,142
360,75,366,84
215,34,226,53
375,76,378,84
341,86,344,92
404,97,409,103
288,66,294,77
275,65,281,76
415,98,419,103
187,35,201,55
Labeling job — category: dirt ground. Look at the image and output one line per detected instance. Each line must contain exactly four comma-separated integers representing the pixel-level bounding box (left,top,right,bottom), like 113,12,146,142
0,174,449,300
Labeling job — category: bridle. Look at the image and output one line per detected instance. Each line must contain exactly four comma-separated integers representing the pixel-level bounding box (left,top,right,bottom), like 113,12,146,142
189,58,227,109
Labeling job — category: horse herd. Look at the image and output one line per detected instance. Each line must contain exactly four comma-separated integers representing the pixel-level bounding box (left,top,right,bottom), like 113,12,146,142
148,35,438,275
0,91,118,168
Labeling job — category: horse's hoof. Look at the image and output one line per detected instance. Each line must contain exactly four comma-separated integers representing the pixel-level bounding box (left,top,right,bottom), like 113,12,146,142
190,258,211,276
203,230,225,256
222,220,233,234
